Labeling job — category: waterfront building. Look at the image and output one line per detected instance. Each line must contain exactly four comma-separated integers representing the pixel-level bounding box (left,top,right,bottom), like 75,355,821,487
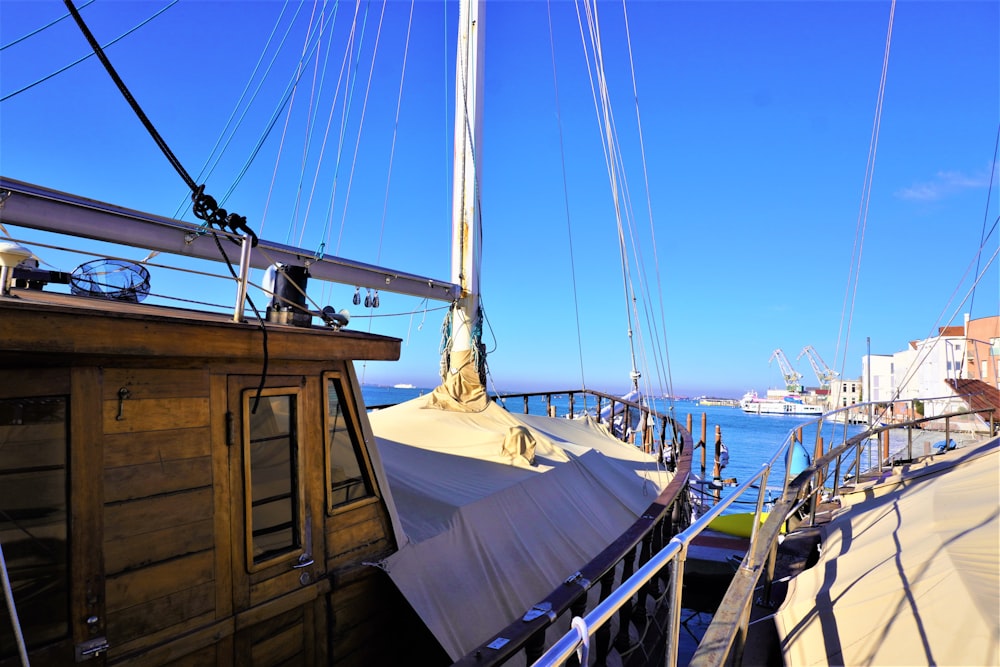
863,315,998,421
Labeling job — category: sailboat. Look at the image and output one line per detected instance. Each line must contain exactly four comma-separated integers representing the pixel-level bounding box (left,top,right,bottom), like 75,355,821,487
0,1,691,665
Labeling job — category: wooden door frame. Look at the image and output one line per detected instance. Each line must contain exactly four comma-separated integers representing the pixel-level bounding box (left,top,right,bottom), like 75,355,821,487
225,374,327,664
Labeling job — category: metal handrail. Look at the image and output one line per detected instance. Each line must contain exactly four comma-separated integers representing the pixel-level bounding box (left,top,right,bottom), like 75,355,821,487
533,462,773,666
534,401,996,667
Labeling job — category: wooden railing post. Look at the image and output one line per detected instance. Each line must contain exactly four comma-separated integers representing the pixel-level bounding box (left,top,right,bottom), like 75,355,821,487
614,546,637,653
700,412,708,480
596,571,615,663
524,628,547,664
713,425,723,503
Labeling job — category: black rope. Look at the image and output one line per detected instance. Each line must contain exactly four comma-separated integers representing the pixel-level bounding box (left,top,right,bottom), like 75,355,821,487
65,0,268,410
63,0,257,246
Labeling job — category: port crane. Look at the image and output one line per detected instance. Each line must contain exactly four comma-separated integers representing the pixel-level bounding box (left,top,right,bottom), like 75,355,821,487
798,345,840,389
769,348,803,393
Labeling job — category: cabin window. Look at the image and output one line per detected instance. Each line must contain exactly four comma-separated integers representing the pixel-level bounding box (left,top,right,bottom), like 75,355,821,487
0,397,68,658
244,390,302,565
324,375,374,511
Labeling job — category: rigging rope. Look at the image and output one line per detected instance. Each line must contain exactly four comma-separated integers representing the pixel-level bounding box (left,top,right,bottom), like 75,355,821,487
298,0,352,250
318,0,371,256
172,0,304,223
0,0,95,51
618,0,676,406
215,5,341,213
546,0,589,401
61,0,258,246
968,123,1000,319
332,0,391,256
264,0,323,243
2,1,176,103
577,0,643,391
833,0,895,385
63,0,271,411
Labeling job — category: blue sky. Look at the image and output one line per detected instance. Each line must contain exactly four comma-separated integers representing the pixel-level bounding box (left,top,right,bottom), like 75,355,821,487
1,0,997,397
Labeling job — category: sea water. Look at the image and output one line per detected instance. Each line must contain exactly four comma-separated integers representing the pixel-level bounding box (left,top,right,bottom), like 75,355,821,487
361,385,872,500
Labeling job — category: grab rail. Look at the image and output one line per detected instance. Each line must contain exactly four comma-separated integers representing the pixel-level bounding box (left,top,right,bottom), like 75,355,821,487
531,400,995,667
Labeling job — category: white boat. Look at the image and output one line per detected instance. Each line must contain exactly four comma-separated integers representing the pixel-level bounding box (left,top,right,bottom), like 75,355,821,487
739,389,824,415
0,2,693,666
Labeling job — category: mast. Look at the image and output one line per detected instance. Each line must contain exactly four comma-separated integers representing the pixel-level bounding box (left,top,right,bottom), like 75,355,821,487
443,0,486,392
451,0,484,355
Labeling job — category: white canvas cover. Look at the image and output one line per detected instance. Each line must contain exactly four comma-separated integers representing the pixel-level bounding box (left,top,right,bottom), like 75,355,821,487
775,437,999,666
368,395,671,660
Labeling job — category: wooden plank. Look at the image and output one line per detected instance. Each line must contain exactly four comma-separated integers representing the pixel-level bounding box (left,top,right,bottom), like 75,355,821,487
0,301,401,363
104,455,212,503
252,622,303,666
109,616,233,666
0,368,69,398
104,426,211,468
329,576,382,632
103,396,210,434
158,641,218,667
104,518,214,575
326,535,392,572
69,367,106,651
105,550,215,613
248,569,315,608
106,585,215,652
234,579,328,632
246,605,302,643
102,368,209,401
210,373,233,622
104,487,213,541
325,503,392,564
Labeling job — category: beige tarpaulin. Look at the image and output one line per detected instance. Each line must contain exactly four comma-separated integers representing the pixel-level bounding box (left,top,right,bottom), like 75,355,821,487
775,437,999,666
368,395,670,660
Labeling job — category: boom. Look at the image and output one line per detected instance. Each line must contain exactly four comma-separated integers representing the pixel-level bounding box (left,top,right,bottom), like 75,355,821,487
768,348,803,393
798,345,840,389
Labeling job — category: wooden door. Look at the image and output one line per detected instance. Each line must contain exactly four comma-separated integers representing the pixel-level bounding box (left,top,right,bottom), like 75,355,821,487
226,375,328,666
0,368,105,666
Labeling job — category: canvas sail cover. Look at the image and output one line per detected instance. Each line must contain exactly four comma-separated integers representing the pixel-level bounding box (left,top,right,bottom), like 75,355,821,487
775,436,999,666
368,395,671,659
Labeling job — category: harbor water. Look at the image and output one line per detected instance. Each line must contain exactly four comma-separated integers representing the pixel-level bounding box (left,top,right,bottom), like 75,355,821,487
362,386,871,506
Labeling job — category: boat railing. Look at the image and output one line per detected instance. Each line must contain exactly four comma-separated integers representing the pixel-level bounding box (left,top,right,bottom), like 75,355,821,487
491,388,668,451
531,400,996,667
0,177,461,316
452,389,693,667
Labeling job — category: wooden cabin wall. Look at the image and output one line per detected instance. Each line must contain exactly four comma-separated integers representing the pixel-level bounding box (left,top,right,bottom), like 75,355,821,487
1,353,437,666
100,367,221,664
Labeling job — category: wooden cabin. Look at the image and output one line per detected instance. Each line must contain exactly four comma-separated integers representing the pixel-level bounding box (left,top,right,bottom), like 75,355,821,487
0,287,447,666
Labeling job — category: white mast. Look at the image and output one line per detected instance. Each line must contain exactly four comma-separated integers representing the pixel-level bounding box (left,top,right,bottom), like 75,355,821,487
447,0,485,379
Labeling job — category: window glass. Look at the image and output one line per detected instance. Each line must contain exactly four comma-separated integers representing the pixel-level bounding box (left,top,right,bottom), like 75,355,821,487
326,377,373,510
0,397,68,657
246,393,299,563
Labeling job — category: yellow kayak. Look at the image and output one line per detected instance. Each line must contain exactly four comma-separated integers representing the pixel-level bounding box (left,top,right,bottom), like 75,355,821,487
708,512,784,539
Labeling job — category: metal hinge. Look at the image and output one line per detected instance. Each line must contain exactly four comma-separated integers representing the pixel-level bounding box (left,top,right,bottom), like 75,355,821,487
75,636,109,661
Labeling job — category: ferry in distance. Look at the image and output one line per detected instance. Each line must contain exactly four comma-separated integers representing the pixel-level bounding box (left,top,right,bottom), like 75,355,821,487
740,389,824,415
